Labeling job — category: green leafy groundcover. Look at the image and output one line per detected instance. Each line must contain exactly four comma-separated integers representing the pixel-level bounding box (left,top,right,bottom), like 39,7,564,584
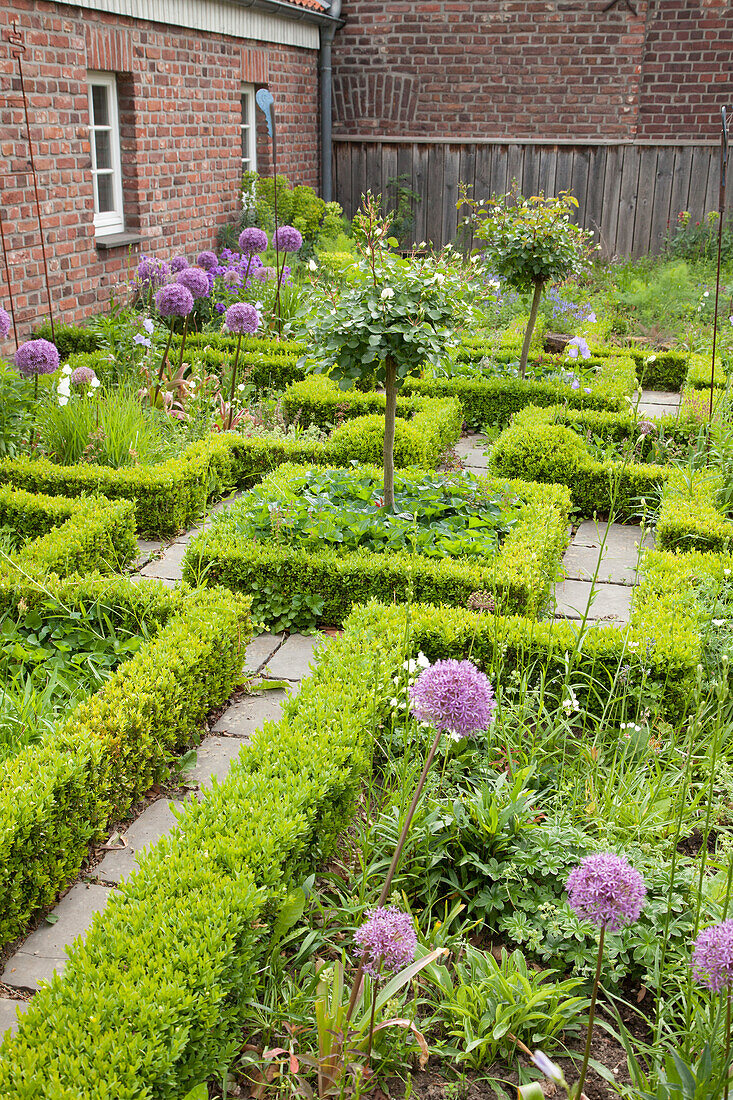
183,463,571,630
213,465,523,560
0,598,149,760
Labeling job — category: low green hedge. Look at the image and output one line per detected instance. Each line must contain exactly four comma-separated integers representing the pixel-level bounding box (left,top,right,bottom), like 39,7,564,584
0,594,395,1097
182,463,571,627
0,552,721,1092
488,405,691,518
0,572,251,947
0,396,460,537
403,353,637,429
31,321,99,358
657,467,733,553
0,484,137,577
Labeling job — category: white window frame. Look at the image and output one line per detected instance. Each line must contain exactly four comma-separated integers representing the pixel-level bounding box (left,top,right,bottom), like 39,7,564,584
241,83,257,176
87,71,125,237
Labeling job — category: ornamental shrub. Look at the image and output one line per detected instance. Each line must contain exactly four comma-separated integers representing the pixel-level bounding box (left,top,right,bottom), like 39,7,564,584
465,188,594,378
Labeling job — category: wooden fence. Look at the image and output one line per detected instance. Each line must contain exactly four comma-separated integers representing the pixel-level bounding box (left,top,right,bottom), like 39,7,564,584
332,138,730,257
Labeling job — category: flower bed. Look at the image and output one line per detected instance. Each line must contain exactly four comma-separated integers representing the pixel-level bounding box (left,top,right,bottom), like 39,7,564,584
0,572,251,947
0,483,137,577
0,394,460,537
657,466,733,553
182,463,571,630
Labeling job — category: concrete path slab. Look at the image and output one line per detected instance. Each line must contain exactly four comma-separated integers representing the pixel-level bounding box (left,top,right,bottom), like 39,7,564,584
0,998,28,1038
572,521,653,552
212,689,289,737
637,401,680,419
137,558,184,582
562,544,638,586
245,633,284,674
264,634,323,681
134,540,165,568
96,800,183,885
553,579,635,622
186,735,246,787
2,884,113,991
640,390,681,405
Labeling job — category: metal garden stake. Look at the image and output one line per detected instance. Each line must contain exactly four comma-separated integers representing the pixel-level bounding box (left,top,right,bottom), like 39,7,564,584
255,88,283,337
709,105,730,422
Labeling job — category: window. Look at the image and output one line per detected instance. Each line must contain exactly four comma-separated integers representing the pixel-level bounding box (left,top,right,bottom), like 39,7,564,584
241,83,257,175
87,72,124,237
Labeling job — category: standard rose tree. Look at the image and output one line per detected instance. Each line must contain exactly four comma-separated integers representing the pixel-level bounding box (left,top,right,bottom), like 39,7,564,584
309,194,468,511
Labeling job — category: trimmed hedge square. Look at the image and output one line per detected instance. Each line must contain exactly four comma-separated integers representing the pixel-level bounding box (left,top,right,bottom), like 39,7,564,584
182,463,572,626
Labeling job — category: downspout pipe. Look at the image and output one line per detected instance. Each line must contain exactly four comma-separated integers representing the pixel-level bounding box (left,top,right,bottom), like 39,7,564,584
320,0,342,202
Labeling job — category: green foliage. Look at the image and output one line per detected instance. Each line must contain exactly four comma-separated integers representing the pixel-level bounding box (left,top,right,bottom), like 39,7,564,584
614,261,718,328
31,321,100,358
0,595,390,1096
426,945,586,1068
0,574,251,947
219,171,350,256
0,360,35,458
669,209,733,265
468,190,594,294
183,464,571,629
37,386,170,468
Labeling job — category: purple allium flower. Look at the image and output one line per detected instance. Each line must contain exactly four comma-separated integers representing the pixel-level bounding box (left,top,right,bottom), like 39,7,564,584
239,227,268,255
638,421,656,436
408,659,495,739
0,307,10,340
70,365,96,388
692,920,733,992
155,283,194,319
170,255,189,273
273,225,303,253
253,265,277,283
136,256,169,289
197,250,218,272
175,266,210,299
222,269,243,288
225,302,260,335
355,907,417,978
566,853,646,931
15,338,59,377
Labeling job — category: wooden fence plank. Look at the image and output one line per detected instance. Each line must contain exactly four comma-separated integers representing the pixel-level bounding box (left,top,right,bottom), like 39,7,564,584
648,146,675,255
584,146,607,241
668,145,694,235
490,144,509,196
458,143,477,248
523,146,540,198
599,145,623,257
474,142,492,202
570,147,590,225
553,146,575,197
396,143,417,244
506,144,524,193
350,142,367,217
442,144,461,245
413,143,429,245
538,146,558,197
632,147,659,256
365,142,382,205
333,142,352,217
688,148,712,225
615,145,641,256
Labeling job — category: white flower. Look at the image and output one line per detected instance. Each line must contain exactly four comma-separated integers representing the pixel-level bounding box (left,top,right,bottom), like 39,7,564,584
381,288,395,300
307,258,317,272
90,376,101,389
58,395,68,406
713,619,727,627
61,362,72,376
57,379,71,397
703,291,710,298
434,273,445,284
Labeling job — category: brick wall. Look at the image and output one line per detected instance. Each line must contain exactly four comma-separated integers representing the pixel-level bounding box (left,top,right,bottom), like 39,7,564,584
638,0,733,139
0,1,320,337
332,0,649,140
332,0,732,142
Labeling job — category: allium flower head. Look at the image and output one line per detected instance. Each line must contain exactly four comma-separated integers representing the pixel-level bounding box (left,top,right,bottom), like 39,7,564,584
155,283,194,319
136,256,169,289
638,421,656,436
197,250,218,271
170,255,189,273
239,227,268,255
273,225,303,253
225,302,260,335
175,267,210,299
223,269,243,287
253,265,276,283
15,338,59,377
70,365,97,388
355,907,417,977
566,853,646,931
692,920,733,992
0,307,11,340
408,659,495,739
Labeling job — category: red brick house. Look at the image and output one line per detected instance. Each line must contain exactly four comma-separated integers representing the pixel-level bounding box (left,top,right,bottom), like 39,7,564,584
1,0,338,334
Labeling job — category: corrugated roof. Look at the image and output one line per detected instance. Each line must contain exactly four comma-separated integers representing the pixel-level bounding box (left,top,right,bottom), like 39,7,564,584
281,0,329,10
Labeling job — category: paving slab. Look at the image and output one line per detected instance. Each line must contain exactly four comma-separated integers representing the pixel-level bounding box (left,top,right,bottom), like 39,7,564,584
96,799,183,885
572,521,654,552
212,688,289,737
245,632,284,674
0,998,28,1038
640,390,681,406
264,633,324,681
636,401,680,419
186,735,246,787
134,539,165,567
2,884,113,991
553,579,635,622
137,557,184,582
562,544,638,586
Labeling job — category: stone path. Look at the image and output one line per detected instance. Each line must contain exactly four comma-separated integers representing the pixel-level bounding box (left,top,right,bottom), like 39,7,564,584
637,388,681,420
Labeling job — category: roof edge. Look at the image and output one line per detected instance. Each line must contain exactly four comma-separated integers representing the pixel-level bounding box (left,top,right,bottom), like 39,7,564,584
224,0,338,26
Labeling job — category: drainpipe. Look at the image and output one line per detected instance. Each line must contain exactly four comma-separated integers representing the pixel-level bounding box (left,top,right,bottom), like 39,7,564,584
320,0,342,202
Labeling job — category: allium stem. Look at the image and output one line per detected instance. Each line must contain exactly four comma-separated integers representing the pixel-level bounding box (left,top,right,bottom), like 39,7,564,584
726,991,731,1100
227,334,243,430
575,923,605,1100
367,979,379,1059
177,315,189,378
152,326,174,407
